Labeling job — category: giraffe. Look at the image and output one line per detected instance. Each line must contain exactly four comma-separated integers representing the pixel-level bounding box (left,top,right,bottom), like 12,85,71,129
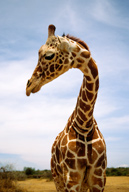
26,25,107,192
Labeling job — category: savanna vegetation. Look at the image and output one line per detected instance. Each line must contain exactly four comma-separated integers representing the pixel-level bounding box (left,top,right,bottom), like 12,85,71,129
23,167,53,180
0,164,28,192
106,167,129,176
18,177,129,192
0,164,129,192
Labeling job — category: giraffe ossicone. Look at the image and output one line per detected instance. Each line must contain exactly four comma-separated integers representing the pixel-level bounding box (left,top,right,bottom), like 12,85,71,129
26,24,107,192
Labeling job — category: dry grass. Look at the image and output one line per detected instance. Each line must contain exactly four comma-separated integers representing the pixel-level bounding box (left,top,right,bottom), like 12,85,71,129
17,177,129,192
105,177,129,192
18,179,56,192
0,179,28,192
0,167,28,192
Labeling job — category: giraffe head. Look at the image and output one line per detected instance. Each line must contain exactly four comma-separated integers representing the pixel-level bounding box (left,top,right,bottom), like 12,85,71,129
26,24,73,96
26,24,90,96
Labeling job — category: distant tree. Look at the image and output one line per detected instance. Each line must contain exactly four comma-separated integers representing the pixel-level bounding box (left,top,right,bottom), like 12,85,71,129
24,167,35,175
106,167,129,176
111,168,118,176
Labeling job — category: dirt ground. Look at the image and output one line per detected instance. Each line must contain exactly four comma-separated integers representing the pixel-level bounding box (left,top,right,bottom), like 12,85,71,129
18,176,129,192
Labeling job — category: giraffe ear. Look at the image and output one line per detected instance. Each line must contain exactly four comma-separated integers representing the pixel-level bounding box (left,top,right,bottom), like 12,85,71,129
57,36,70,54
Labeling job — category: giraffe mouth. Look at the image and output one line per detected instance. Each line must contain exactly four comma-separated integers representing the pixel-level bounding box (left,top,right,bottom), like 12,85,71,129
31,86,41,94
26,76,42,96
26,84,41,96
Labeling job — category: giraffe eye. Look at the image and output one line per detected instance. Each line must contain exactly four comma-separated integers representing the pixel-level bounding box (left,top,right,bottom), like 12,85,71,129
45,53,55,60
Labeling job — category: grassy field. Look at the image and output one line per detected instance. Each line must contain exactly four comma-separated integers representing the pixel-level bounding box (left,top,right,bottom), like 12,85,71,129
17,177,129,192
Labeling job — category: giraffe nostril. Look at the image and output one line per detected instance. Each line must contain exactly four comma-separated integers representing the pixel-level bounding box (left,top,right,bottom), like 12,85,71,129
27,80,31,87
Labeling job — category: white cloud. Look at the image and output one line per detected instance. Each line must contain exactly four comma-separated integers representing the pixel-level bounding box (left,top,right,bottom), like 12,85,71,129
99,115,129,131
94,95,118,119
107,149,129,168
89,0,129,29
105,137,121,142
0,58,35,96
0,95,76,169
118,164,129,168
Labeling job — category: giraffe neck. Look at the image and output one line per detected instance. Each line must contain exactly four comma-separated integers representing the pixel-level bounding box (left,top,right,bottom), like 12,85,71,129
70,56,99,135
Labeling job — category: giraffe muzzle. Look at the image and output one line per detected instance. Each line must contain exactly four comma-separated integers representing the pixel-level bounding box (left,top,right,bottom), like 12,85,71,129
26,82,41,96
26,88,31,96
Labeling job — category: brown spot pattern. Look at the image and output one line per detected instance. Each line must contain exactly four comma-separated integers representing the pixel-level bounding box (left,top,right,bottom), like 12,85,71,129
67,150,75,158
95,78,99,92
50,73,54,77
70,171,81,183
65,158,76,169
88,59,98,79
82,90,88,102
83,78,86,88
79,134,85,142
50,64,54,72
55,64,59,69
92,187,101,192
51,156,55,168
76,115,84,125
76,64,82,68
63,163,68,182
86,82,94,91
72,52,76,57
78,108,87,121
61,135,68,145
86,90,94,101
41,61,46,65
87,146,98,164
77,42,85,49
77,159,87,169
37,66,42,72
91,93,97,104
71,60,74,67
95,154,105,168
79,99,90,112
41,71,45,79
59,59,63,64
85,75,92,81
69,127,77,140
102,159,106,169
61,146,67,159
86,118,93,127
64,58,69,64
88,109,94,117
57,65,63,71
73,46,80,53
57,165,63,174
92,140,105,154
77,57,84,63
56,146,62,163
80,51,90,58
68,141,85,157
94,168,102,176
46,71,50,76
86,127,99,142
92,175,103,187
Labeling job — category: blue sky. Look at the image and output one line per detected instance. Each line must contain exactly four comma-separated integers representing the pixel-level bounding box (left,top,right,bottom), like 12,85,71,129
0,0,129,170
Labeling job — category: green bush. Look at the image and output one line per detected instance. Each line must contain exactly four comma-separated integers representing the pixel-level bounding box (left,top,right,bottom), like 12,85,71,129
24,167,36,175
106,167,129,176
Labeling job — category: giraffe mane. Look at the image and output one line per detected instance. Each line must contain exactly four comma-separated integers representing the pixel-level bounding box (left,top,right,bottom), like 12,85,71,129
62,34,90,52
